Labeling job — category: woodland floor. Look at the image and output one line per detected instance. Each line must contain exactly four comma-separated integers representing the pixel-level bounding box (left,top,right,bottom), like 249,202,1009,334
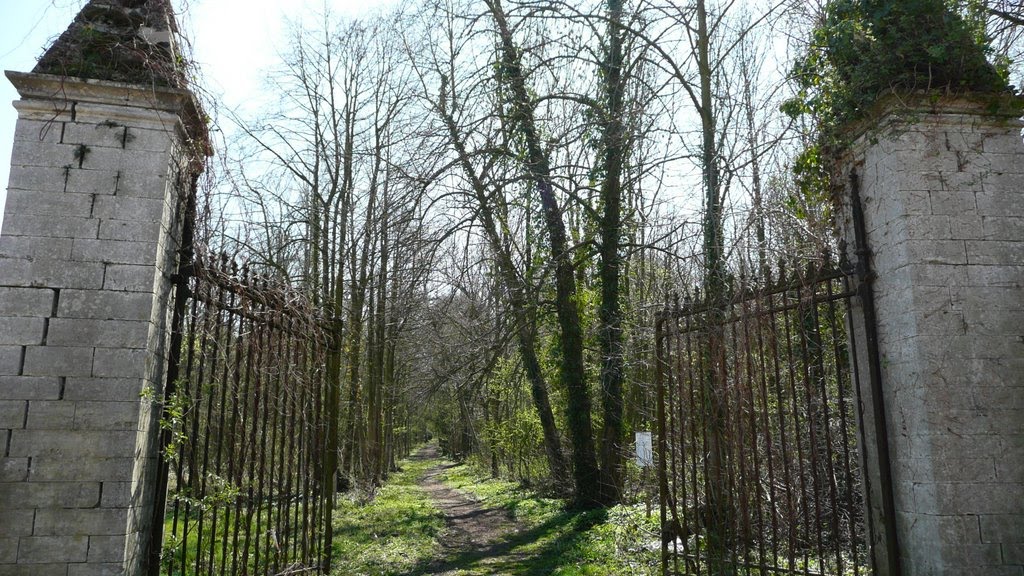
330,445,660,576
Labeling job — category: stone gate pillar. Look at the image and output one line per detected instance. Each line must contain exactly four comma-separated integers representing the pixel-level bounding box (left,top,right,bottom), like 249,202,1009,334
841,96,1024,575
0,2,207,574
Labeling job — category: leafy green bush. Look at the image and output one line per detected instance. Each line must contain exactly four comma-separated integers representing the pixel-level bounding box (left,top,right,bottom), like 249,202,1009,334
786,0,1012,139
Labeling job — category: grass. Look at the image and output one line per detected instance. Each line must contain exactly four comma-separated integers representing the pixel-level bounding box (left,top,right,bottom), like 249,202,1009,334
329,454,445,575
429,460,661,576
326,448,660,575
160,496,326,575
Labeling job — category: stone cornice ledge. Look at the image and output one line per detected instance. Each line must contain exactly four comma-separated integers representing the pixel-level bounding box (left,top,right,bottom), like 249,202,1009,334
844,91,1024,147
5,70,210,156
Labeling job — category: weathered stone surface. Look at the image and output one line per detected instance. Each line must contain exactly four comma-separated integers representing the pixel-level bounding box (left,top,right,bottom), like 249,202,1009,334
842,99,1024,575
0,481,100,509
102,264,157,293
17,535,89,563
25,400,76,430
0,288,54,318
0,377,61,400
22,346,93,377
47,319,151,349
33,508,129,536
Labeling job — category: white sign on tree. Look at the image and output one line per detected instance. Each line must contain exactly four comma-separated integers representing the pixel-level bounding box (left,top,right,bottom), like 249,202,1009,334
635,431,653,467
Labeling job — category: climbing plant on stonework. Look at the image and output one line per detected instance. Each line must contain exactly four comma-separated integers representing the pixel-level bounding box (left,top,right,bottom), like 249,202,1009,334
786,0,1011,134
782,0,1015,216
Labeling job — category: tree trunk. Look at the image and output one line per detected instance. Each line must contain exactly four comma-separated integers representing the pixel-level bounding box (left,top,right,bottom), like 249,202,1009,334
486,0,601,508
597,0,628,505
436,80,570,487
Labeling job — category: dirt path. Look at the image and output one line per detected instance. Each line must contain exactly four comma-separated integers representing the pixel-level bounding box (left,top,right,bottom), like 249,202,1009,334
410,445,526,575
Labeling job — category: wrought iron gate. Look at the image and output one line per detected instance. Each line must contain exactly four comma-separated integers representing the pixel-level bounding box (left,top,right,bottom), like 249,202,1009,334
655,249,887,575
149,254,337,576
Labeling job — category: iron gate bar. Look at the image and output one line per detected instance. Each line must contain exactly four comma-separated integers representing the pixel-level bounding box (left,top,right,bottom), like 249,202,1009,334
849,171,901,576
656,252,879,576
151,252,336,576
149,174,198,576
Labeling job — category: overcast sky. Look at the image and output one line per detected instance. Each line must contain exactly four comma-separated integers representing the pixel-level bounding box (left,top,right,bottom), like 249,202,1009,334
0,0,398,232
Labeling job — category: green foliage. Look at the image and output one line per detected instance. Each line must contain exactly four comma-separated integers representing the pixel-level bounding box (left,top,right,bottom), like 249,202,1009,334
782,0,1014,225
159,383,191,466
787,0,1012,140
330,455,445,575
438,462,660,575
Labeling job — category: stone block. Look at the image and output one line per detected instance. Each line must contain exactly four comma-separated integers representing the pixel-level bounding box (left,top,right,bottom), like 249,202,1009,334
0,236,73,261
97,219,162,243
30,456,133,482
966,264,1024,287
3,189,93,219
22,346,93,377
982,131,1024,154
900,262,969,288
0,287,55,317
943,543,1006,567
63,378,143,402
0,510,34,536
1003,543,1024,565
3,564,85,576
65,168,119,196
2,214,98,240
10,141,81,169
0,536,17,563
977,190,1024,217
0,317,47,346
0,377,61,400
0,481,99,509
8,429,135,459
86,535,127,563
901,239,968,266
100,481,133,508
12,118,63,145
903,214,953,240
929,189,978,215
0,346,23,375
0,259,106,290
0,458,29,482
12,97,75,123
963,309,1024,338
982,216,1024,241
115,169,169,199
57,290,155,322
981,515,1024,544
949,213,986,240
69,146,125,172
17,535,89,563
47,319,150,349
102,265,156,293
0,401,27,428
62,121,129,150
935,483,1024,515
71,239,159,267
26,400,76,430
74,401,139,431
91,196,166,223
974,386,1024,411
91,348,147,379
966,240,1024,266
33,508,128,536
68,562,125,576
123,127,175,153
6,165,69,194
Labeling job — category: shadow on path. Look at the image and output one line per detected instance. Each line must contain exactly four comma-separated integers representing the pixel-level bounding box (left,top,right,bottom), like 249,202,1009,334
400,446,608,576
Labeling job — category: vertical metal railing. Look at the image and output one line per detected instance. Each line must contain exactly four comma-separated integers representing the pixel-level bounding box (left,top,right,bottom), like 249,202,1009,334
656,254,876,575
151,255,336,576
